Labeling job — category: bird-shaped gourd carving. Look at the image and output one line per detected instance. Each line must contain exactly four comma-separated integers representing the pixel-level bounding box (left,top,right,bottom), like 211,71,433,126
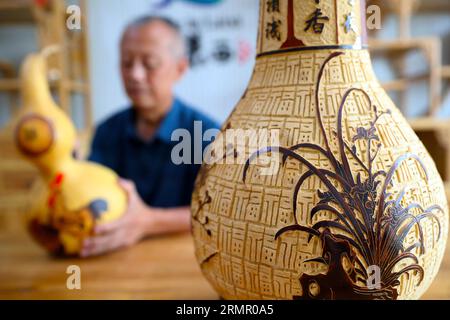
13,48,127,256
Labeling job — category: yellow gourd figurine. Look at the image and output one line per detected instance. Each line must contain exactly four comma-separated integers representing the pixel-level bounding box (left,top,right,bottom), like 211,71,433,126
14,48,127,256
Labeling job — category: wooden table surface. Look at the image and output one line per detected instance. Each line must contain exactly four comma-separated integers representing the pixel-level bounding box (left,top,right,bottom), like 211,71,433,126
0,229,449,300
0,230,218,300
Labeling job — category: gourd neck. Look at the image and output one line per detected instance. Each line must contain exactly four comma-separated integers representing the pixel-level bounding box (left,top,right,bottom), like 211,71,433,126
257,0,368,57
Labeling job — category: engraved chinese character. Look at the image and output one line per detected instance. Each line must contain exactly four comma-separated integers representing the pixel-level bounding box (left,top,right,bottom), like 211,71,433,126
304,8,330,34
266,18,282,41
266,0,280,13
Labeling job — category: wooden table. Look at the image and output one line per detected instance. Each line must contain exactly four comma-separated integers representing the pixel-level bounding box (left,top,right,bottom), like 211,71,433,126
0,229,449,300
0,230,218,300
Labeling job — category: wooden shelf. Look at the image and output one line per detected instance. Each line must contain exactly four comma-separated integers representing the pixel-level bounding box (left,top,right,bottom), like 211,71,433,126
0,0,93,229
442,66,450,79
381,73,429,92
408,117,450,131
0,78,89,94
0,0,92,132
369,37,442,116
418,0,450,12
368,0,450,14
0,0,35,25
369,37,439,53
0,79,20,91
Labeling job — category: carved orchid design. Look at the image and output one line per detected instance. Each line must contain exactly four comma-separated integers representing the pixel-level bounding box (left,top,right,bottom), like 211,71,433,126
243,52,443,300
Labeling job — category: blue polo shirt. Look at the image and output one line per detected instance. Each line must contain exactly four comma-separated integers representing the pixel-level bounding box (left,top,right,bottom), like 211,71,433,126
88,98,220,208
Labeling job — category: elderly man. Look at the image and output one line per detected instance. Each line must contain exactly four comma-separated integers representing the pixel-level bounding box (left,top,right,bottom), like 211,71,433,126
81,16,219,257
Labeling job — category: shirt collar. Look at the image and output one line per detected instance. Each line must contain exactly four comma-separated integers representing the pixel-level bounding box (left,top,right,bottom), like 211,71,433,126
126,99,182,144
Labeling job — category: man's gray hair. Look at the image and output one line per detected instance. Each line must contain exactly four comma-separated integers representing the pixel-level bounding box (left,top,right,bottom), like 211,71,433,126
122,15,187,60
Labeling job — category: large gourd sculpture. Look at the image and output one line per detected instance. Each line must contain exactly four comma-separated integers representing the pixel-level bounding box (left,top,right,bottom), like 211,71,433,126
192,0,448,299
14,48,127,256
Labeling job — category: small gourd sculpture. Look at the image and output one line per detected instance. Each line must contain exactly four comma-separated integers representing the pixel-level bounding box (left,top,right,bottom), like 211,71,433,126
14,48,127,256
192,0,449,299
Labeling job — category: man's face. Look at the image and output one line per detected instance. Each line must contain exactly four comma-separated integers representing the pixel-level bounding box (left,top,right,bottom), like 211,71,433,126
120,22,187,112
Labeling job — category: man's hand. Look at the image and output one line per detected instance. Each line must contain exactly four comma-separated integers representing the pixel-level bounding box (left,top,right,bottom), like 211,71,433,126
80,179,150,257
80,179,192,258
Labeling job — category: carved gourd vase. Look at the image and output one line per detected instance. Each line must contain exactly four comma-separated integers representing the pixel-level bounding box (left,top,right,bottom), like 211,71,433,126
191,0,448,299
